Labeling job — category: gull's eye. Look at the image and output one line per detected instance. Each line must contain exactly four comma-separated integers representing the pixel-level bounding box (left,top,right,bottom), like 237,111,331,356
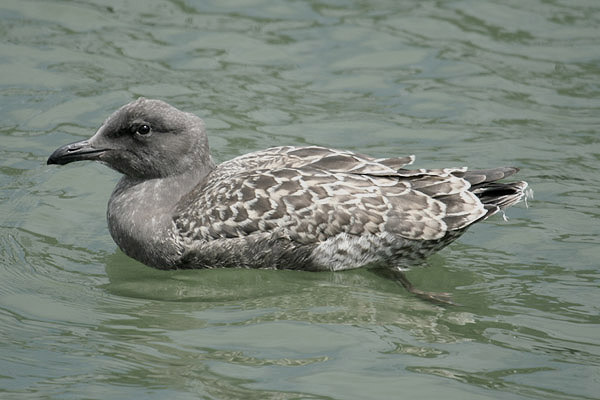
135,124,151,136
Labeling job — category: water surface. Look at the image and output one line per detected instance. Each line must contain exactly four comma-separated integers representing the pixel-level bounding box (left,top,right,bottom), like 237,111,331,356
1,0,599,399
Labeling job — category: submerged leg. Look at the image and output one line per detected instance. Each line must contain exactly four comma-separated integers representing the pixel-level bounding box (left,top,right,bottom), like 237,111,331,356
375,267,458,306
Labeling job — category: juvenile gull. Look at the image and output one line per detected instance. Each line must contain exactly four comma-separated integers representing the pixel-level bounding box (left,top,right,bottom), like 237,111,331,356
47,98,529,303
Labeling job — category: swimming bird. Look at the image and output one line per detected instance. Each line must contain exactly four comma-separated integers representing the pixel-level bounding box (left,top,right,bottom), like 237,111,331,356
47,98,529,304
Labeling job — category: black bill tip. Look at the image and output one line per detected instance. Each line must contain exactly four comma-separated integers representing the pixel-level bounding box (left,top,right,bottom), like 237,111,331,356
47,140,107,165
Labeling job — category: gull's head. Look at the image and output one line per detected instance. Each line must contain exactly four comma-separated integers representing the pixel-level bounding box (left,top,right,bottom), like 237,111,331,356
47,98,212,179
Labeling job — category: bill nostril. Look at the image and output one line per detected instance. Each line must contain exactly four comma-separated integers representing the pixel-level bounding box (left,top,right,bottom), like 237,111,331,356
67,141,88,152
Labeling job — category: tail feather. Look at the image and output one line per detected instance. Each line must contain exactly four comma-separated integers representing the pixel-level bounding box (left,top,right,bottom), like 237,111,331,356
454,167,529,219
473,181,529,211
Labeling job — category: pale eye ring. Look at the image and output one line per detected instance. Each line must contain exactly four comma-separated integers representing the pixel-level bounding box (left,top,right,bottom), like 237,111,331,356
136,124,151,136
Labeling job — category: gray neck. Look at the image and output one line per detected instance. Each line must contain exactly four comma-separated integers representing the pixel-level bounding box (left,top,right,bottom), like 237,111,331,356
107,162,214,268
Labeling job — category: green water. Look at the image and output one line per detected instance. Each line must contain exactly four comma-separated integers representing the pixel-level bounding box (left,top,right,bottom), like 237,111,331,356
1,0,599,399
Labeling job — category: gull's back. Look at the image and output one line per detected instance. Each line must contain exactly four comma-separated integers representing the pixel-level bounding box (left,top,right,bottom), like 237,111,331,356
171,145,527,271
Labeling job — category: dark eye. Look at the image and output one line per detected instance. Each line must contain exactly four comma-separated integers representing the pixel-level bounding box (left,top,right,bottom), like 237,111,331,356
136,124,151,136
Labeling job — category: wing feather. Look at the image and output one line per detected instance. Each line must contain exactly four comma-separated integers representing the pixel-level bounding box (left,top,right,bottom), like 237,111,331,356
174,147,488,244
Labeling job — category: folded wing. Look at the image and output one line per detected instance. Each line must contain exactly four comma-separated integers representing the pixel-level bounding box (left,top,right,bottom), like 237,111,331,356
174,146,523,245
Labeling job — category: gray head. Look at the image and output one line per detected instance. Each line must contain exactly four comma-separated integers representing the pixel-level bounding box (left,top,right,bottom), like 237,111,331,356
47,98,213,179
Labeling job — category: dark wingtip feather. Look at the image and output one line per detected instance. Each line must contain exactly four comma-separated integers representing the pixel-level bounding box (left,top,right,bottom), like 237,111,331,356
459,167,520,186
473,181,529,220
